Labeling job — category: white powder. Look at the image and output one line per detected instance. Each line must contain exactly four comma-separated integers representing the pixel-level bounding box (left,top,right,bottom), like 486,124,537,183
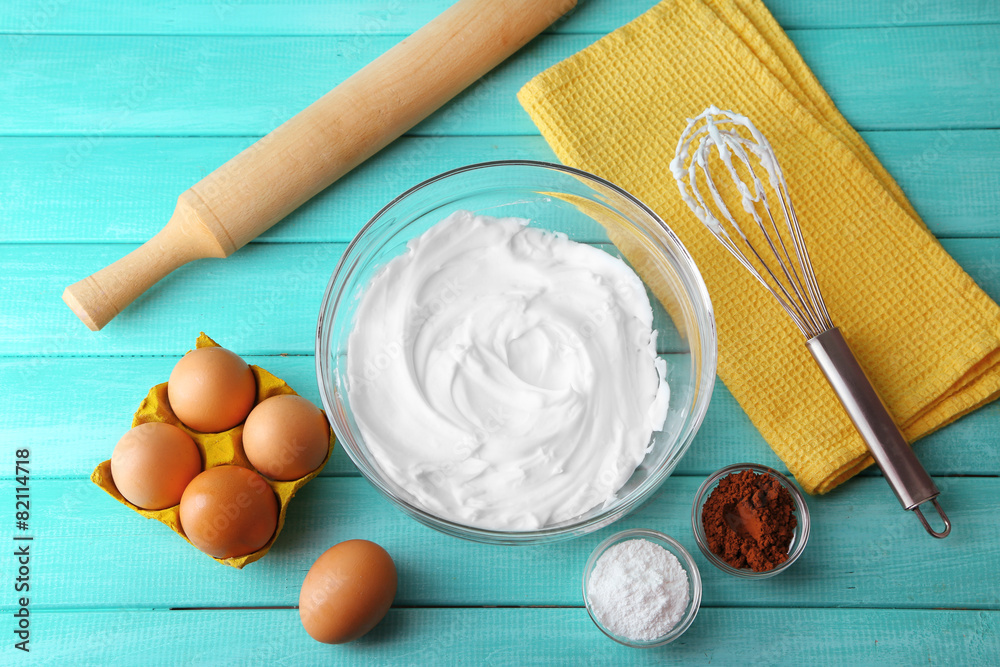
586,538,690,641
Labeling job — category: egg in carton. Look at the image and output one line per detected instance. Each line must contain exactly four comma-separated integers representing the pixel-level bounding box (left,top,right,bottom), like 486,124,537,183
92,333,335,569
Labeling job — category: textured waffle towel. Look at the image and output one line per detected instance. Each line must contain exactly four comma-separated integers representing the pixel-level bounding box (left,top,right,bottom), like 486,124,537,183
518,0,1000,493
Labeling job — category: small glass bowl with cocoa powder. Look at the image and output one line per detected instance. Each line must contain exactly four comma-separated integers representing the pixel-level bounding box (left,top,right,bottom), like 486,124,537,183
691,463,810,579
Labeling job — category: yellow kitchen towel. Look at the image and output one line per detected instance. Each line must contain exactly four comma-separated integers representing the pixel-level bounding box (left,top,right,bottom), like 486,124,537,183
518,0,1000,493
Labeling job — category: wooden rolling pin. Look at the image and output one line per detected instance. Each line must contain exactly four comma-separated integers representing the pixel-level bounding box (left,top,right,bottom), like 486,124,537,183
63,0,577,330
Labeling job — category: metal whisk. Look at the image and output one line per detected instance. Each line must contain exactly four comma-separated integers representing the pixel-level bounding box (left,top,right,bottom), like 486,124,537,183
672,106,950,538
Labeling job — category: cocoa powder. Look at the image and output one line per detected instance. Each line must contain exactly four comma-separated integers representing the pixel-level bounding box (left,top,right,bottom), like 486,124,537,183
701,469,797,572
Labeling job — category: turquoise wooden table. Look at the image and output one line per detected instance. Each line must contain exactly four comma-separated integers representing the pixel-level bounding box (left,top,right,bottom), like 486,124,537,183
2,1,999,664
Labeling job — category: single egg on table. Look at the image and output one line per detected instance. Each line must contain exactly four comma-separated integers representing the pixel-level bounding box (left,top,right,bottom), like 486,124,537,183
243,394,329,481
299,540,397,644
110,422,202,510
167,346,257,433
179,465,278,559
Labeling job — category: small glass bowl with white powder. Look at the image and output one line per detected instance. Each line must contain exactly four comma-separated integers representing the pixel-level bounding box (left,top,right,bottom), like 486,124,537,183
583,529,702,647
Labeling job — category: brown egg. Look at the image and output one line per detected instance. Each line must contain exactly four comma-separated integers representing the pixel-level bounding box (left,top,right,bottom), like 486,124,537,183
167,346,257,432
299,540,397,644
110,422,202,510
178,465,278,559
243,394,329,480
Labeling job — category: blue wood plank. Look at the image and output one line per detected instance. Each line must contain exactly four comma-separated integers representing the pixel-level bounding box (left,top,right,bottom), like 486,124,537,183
21,607,1000,666
4,357,996,479
795,25,1000,131
2,28,999,136
863,130,1000,239
2,238,996,356
0,136,558,244
5,476,995,610
0,242,688,356
2,0,998,35
1,131,996,244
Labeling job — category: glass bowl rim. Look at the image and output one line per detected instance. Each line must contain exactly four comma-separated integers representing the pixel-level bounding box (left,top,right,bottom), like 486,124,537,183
690,462,811,578
315,159,718,543
582,528,703,647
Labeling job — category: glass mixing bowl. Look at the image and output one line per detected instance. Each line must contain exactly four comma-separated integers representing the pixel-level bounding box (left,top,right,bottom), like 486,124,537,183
316,160,717,544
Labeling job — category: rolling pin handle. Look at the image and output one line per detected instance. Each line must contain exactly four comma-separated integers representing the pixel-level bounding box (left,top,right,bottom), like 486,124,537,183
61,195,230,330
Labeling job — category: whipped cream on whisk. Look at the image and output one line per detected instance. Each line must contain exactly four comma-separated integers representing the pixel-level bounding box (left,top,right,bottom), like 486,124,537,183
670,105,788,238
347,211,670,530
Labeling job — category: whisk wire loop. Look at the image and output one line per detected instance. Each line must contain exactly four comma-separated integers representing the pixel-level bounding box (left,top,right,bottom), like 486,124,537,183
672,107,832,338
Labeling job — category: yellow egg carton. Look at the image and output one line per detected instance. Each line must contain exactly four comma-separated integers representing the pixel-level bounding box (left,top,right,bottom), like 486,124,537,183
91,333,335,569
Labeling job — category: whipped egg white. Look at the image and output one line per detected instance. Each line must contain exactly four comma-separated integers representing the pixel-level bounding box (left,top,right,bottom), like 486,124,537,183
347,211,669,530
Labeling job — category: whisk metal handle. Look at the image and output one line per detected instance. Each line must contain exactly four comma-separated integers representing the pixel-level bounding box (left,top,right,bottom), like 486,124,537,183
806,328,951,538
